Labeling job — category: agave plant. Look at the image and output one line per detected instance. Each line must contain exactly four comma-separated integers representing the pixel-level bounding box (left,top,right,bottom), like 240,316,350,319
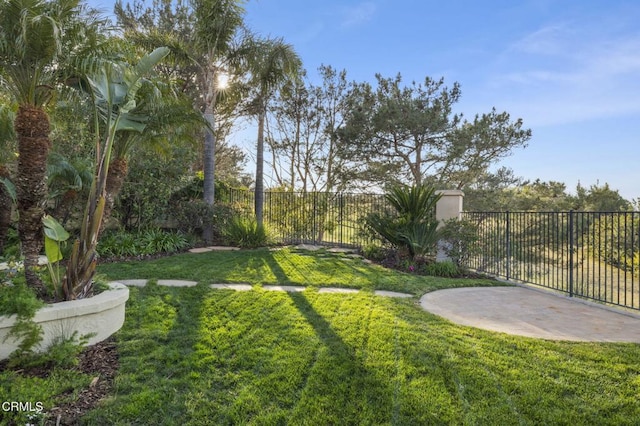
366,184,442,259
63,47,170,300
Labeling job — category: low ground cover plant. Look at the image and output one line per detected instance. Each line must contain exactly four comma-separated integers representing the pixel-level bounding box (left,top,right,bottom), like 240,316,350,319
97,228,191,258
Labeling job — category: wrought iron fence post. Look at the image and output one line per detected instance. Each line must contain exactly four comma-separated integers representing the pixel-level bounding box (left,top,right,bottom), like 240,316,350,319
568,209,574,297
506,211,511,281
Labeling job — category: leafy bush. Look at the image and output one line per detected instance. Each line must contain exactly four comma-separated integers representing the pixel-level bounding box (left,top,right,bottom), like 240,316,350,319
0,274,44,316
97,231,137,257
439,218,481,267
423,261,460,278
0,227,20,259
97,228,191,258
223,217,270,248
0,276,45,362
588,213,640,272
138,228,190,254
366,184,441,259
115,145,199,230
361,244,387,261
171,200,238,242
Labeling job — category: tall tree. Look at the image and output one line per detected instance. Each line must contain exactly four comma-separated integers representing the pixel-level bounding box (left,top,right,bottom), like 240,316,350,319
340,73,531,189
0,0,105,294
193,0,246,242
115,0,248,243
576,182,632,212
245,36,301,225
267,65,352,193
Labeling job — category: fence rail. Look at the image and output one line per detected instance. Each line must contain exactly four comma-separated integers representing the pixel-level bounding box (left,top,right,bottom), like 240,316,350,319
462,211,640,310
222,188,389,248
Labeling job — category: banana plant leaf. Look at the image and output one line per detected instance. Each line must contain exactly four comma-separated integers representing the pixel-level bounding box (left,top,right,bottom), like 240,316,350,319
43,214,70,264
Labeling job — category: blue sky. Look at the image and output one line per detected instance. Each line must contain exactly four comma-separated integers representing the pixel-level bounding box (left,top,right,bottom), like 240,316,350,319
90,0,640,200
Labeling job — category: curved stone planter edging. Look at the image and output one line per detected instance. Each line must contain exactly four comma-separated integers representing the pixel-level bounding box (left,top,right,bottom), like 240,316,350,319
0,282,129,360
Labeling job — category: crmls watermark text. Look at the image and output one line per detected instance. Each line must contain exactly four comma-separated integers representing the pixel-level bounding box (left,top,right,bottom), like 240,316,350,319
2,401,44,413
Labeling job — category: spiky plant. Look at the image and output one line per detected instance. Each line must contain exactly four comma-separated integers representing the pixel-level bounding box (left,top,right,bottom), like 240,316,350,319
366,184,442,259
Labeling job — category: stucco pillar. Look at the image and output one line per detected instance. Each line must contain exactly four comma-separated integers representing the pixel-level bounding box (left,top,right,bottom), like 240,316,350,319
435,190,464,227
435,190,464,261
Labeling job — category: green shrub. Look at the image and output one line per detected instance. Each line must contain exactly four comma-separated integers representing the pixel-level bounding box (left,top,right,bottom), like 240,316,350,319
138,228,190,254
0,227,20,259
223,217,270,248
97,228,190,258
97,230,138,257
0,276,45,362
439,218,481,267
362,244,386,261
8,331,93,369
423,261,460,278
0,275,44,316
171,200,238,242
115,146,199,230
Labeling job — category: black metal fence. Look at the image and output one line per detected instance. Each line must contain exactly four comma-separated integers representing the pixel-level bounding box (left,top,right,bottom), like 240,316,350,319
462,211,640,310
222,188,389,248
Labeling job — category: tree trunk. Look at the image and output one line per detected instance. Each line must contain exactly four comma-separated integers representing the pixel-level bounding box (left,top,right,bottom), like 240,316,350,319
100,157,128,235
202,69,217,244
15,105,50,297
255,110,265,226
0,165,12,255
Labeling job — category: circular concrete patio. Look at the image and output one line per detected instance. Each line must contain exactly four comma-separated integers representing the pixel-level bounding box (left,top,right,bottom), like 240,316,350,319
420,286,640,342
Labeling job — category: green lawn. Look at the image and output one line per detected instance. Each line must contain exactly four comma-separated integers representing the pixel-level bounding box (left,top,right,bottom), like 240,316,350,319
97,247,498,296
3,248,640,424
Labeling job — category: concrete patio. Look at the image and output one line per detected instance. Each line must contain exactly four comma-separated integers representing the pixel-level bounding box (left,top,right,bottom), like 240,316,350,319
420,285,640,342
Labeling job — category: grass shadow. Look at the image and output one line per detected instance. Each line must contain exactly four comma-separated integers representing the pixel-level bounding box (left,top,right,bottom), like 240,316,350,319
82,283,211,424
286,291,398,424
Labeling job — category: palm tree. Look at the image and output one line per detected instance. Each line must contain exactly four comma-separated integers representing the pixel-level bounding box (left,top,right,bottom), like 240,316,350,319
245,37,301,226
0,0,105,294
115,0,248,244
193,0,246,243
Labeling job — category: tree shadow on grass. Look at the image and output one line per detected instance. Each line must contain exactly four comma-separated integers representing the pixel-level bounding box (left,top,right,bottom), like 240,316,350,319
82,283,211,424
260,251,293,284
286,291,398,424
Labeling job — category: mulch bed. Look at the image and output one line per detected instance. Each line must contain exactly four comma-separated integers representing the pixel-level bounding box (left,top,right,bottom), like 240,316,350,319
0,338,119,425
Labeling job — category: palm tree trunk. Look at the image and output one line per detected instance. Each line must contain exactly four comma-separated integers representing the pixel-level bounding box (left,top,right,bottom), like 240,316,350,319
203,113,216,244
100,157,128,234
15,105,50,297
0,165,12,255
255,110,265,226
202,69,217,245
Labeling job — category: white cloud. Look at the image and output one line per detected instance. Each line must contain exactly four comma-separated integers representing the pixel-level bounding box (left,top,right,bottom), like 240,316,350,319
510,24,574,56
340,2,377,28
485,23,640,127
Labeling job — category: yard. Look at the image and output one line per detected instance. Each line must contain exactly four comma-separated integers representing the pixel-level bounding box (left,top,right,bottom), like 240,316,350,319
3,248,640,424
